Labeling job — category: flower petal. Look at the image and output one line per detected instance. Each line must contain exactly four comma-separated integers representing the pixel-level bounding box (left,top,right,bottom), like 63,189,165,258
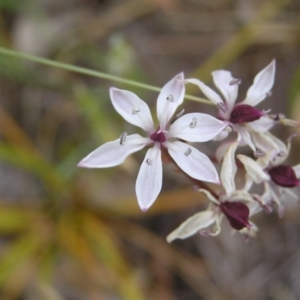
212,70,238,113
168,112,228,142
251,131,288,165
167,141,220,183
110,87,154,132
135,143,162,211
78,134,148,168
246,116,275,132
237,154,270,183
235,126,256,151
184,78,224,106
156,73,185,128
242,60,276,107
293,163,300,178
166,210,216,242
221,142,238,196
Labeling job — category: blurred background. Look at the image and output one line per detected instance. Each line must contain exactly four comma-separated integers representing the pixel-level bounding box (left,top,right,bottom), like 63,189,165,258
0,0,300,299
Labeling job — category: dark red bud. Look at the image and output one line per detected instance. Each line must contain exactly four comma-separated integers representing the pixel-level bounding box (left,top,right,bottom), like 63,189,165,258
230,104,264,124
150,126,166,143
268,165,300,188
220,201,250,230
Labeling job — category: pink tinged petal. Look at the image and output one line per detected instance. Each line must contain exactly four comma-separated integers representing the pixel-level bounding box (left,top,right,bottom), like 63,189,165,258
156,73,185,128
168,113,228,142
221,142,238,195
214,128,230,141
78,134,148,168
237,154,270,183
247,116,275,132
135,143,162,211
220,201,250,230
212,70,238,113
110,87,154,132
268,165,300,188
230,104,265,124
184,78,224,106
242,60,276,107
166,210,216,242
167,141,220,183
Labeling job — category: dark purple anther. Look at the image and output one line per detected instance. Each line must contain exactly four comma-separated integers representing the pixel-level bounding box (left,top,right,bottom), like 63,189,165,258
220,201,250,230
268,165,300,188
230,104,264,124
150,126,166,143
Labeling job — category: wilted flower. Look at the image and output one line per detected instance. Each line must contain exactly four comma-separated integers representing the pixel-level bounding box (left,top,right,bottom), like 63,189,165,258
167,142,257,242
238,143,300,215
78,73,228,211
185,60,276,151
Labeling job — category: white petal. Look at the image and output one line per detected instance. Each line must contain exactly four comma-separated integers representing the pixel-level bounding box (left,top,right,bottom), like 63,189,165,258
215,140,235,162
167,141,220,183
237,154,270,184
235,126,256,151
242,60,276,107
110,87,154,132
221,142,238,196
184,78,224,106
199,189,219,204
292,163,300,178
135,143,162,211
246,116,275,132
214,128,230,141
166,210,216,242
78,134,148,168
168,113,228,142
251,131,288,164
212,70,238,113
156,73,185,128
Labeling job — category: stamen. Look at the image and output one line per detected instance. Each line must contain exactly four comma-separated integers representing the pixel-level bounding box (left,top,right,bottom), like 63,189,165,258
132,107,140,114
119,132,127,145
176,109,185,117
229,78,241,86
266,91,272,97
189,117,197,128
184,147,192,156
254,150,265,157
278,151,286,157
166,94,174,102
217,102,227,113
270,113,285,121
146,158,152,165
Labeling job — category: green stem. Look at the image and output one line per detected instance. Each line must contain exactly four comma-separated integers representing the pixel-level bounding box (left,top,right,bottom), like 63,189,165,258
0,46,212,105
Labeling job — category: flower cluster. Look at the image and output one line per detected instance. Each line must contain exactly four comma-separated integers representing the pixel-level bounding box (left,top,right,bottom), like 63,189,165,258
78,60,300,241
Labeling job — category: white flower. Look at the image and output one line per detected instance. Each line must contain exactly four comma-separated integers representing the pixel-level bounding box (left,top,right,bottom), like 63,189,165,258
78,73,228,211
167,142,257,242
237,141,300,215
185,60,276,151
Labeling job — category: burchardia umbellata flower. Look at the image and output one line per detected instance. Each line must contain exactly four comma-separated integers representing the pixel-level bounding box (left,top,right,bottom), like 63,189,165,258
185,60,276,150
167,142,258,242
78,73,228,211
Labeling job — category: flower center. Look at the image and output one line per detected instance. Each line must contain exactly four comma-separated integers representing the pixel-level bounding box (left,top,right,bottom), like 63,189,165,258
220,201,250,230
150,126,167,143
230,104,264,124
268,165,300,187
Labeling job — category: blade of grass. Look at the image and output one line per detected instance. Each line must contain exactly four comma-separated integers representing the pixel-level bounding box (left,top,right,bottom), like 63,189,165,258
0,46,211,104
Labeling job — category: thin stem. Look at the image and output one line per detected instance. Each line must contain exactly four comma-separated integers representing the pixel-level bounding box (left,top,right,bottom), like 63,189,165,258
0,46,212,105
